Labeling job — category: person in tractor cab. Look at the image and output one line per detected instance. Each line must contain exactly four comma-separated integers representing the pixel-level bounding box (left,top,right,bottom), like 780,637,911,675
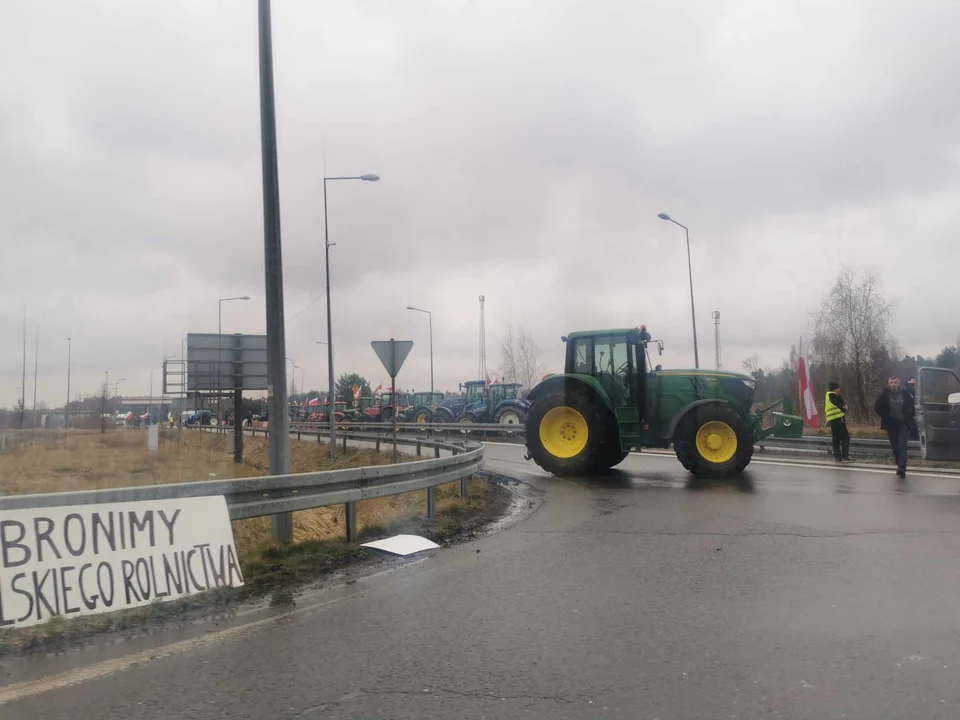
824,381,851,463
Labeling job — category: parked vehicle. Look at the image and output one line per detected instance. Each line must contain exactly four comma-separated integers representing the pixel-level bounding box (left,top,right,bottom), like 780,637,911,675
459,383,529,425
432,381,486,423
524,326,802,478
399,391,446,423
184,409,217,426
359,391,410,423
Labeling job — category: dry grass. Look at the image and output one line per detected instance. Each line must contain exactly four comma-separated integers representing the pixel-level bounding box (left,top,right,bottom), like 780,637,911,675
233,478,477,556
0,428,472,555
0,428,264,496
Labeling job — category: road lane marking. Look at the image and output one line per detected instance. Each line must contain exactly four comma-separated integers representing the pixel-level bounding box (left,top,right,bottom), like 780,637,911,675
0,593,353,705
480,442,960,480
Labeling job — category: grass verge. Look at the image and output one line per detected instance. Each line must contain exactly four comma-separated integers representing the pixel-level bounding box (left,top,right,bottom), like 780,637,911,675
0,477,510,657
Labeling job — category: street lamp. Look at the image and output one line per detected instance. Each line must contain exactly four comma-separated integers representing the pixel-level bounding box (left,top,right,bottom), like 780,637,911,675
323,172,379,458
658,212,699,369
219,296,251,420
406,306,433,393
151,355,176,423
286,357,296,399
65,337,71,429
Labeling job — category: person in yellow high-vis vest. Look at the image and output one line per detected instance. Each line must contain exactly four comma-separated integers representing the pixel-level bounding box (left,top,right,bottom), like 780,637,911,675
825,381,851,462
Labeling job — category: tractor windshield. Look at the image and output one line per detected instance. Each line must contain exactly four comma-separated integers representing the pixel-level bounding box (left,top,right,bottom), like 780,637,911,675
465,384,485,403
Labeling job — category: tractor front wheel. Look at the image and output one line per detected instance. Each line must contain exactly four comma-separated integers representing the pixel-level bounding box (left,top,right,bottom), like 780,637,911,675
673,404,753,479
415,409,432,424
525,386,617,476
495,406,526,426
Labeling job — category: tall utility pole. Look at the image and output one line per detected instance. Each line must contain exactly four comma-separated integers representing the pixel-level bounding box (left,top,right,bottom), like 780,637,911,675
712,311,722,371
322,173,379,460
101,371,108,434
19,307,26,429
478,295,487,382
32,325,39,429
257,0,292,542
657,213,700,368
406,306,433,393
65,337,71,429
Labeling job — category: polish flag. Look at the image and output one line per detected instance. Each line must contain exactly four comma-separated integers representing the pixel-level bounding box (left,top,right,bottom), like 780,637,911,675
373,384,383,394
353,385,362,401
306,396,320,407
798,337,819,428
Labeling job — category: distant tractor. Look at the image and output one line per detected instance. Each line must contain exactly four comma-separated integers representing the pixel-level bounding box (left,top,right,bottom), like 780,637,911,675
399,391,446,423
432,381,487,423
459,382,529,425
360,390,410,423
524,327,802,478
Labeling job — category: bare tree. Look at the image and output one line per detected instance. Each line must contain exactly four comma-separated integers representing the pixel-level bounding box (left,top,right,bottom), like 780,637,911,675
814,267,895,420
500,326,544,393
742,353,762,379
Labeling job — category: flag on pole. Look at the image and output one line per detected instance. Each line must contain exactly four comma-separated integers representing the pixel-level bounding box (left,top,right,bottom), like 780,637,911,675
306,396,320,407
798,337,819,428
374,384,383,394
352,384,362,401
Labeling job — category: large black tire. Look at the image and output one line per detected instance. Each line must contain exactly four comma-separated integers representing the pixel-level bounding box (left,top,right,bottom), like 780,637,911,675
495,405,526,426
525,385,618,476
673,403,753,479
415,408,432,424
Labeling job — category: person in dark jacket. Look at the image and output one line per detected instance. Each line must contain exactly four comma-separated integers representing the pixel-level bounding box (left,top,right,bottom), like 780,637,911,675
824,381,851,462
875,376,917,478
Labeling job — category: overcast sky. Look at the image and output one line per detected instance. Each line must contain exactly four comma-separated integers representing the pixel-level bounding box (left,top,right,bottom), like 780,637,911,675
2,0,959,407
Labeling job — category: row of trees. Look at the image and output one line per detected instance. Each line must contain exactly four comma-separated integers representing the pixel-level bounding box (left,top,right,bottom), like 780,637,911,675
745,267,959,422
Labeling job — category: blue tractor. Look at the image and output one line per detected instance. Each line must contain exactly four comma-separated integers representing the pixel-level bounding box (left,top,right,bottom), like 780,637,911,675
460,382,529,426
432,380,487,423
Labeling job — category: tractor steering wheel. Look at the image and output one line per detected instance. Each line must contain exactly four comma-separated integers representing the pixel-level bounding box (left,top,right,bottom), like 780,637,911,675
615,361,629,377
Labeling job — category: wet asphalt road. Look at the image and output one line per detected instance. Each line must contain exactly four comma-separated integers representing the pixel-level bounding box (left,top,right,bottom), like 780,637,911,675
5,445,960,719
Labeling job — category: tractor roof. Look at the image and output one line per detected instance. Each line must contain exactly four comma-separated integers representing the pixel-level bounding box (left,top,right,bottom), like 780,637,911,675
565,328,641,340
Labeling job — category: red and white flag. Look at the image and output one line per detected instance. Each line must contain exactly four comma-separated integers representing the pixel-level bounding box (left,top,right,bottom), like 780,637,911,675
306,396,320,407
353,385,362,401
798,337,819,428
373,384,383,395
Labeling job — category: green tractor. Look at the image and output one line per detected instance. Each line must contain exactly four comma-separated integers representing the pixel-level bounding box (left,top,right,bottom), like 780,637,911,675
399,391,446,423
524,327,802,478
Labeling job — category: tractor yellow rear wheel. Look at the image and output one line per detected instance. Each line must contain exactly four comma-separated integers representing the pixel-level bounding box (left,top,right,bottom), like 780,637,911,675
524,385,619,476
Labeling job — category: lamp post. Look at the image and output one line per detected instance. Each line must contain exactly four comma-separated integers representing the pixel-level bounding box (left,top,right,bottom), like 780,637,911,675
406,306,433,393
219,296,250,421
323,172,379,459
286,357,296,399
657,212,699,369
65,337,71,429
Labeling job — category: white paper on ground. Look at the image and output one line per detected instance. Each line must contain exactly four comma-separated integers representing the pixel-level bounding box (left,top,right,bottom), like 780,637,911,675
361,534,441,556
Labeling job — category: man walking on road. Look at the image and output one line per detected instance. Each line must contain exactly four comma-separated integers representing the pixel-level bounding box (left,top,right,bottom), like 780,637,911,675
875,376,916,478
825,381,851,463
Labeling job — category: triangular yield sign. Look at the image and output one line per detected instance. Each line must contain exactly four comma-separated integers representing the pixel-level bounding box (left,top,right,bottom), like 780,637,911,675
371,339,414,378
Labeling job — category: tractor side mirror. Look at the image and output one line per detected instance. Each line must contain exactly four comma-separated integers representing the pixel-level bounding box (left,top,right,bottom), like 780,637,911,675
948,392,960,405
657,341,664,356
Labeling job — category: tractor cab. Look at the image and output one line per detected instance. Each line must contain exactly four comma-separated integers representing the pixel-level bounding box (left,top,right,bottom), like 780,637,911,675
433,380,487,422
563,327,650,448
487,383,523,404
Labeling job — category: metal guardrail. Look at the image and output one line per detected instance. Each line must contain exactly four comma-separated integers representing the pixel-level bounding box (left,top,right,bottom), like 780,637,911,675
0,431,483,543
288,420,915,457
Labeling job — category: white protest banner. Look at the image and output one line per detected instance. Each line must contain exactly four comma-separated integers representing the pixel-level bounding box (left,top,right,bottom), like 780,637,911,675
0,496,243,629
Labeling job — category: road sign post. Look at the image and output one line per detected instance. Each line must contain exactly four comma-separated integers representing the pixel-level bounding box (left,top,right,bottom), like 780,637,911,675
371,339,414,463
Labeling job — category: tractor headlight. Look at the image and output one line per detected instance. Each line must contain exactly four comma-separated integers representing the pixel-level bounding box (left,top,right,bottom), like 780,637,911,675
742,379,756,390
